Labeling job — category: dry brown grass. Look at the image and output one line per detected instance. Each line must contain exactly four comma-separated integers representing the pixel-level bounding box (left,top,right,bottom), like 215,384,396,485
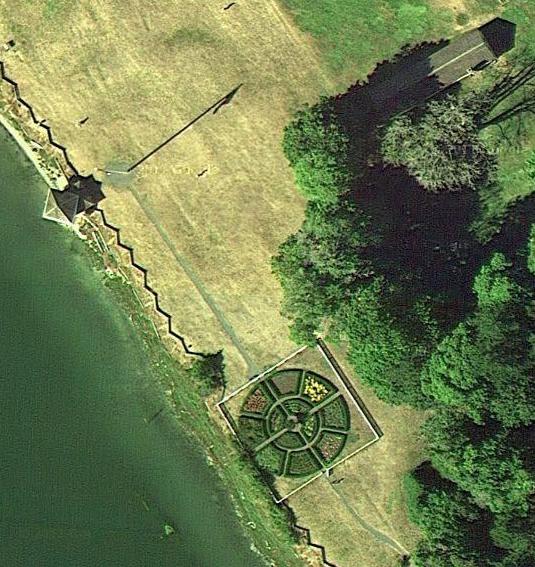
288,344,428,566
0,2,428,565
0,0,336,383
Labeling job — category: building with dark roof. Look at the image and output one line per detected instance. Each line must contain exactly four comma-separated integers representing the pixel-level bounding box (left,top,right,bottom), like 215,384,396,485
368,17,516,116
43,174,105,225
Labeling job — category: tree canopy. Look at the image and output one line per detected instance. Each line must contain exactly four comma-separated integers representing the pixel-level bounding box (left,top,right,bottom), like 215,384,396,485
421,253,534,426
528,224,535,275
406,467,500,567
423,412,534,516
381,93,495,192
272,201,376,343
189,351,226,394
332,278,434,407
276,54,535,567
282,101,353,205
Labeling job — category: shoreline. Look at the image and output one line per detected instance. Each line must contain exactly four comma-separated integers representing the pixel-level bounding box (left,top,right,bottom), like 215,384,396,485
0,104,314,566
0,111,67,190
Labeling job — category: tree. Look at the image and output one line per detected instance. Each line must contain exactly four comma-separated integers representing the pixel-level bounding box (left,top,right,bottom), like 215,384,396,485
282,101,352,205
473,253,518,308
491,496,535,567
406,464,499,567
332,278,434,407
423,412,534,516
381,92,495,192
189,351,226,394
272,201,377,343
421,319,534,427
421,253,534,426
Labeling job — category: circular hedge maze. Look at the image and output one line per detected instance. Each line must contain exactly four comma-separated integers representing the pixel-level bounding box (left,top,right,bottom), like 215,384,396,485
239,369,351,477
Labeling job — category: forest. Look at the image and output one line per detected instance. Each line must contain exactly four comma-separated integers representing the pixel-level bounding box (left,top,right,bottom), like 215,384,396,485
274,48,535,566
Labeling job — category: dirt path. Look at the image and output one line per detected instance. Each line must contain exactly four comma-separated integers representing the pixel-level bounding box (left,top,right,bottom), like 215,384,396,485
128,183,260,375
331,483,410,557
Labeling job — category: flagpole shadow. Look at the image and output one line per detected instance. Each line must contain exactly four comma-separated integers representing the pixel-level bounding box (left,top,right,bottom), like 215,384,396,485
127,84,243,172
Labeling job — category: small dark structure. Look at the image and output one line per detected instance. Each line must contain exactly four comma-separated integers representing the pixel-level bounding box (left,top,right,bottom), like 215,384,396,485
44,174,105,225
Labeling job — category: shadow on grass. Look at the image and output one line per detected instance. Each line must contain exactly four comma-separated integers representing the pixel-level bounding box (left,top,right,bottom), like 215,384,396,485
315,41,534,328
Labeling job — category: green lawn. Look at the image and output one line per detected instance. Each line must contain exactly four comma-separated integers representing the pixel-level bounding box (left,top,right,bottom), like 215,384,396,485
281,1,495,79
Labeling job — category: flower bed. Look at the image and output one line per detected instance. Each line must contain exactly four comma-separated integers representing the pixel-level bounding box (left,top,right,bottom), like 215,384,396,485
287,449,321,477
322,396,350,429
243,385,270,414
238,369,352,478
270,369,301,395
302,413,319,440
275,431,305,450
303,373,330,402
268,406,286,433
317,432,347,464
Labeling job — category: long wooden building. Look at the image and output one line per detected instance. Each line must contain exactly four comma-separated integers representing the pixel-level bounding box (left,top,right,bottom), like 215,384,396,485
370,17,516,113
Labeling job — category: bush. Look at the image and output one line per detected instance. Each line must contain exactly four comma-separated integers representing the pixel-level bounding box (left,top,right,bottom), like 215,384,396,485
189,350,226,394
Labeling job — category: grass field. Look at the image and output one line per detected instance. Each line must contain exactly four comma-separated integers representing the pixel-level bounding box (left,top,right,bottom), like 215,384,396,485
280,0,503,84
1,1,533,565
0,0,337,385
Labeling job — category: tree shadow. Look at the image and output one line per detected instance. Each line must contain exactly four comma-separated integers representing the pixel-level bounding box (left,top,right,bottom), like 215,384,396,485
336,40,448,121
320,39,532,328
353,165,483,325
488,192,535,268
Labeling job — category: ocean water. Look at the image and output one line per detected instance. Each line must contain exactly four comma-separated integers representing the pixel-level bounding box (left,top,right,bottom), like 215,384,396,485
0,126,263,567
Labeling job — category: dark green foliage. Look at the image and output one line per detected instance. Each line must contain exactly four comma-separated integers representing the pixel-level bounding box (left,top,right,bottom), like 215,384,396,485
333,278,434,407
491,497,535,567
275,47,535,565
406,464,502,567
276,431,303,449
422,254,534,426
268,407,286,433
423,412,534,516
381,93,495,192
189,350,226,394
271,201,376,343
239,417,266,449
321,396,350,429
282,101,352,205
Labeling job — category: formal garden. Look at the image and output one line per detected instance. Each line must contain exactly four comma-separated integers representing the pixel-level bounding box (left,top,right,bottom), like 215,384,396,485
239,369,351,477
219,344,380,500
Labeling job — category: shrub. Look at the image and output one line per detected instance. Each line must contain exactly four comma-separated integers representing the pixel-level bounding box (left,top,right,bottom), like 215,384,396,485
189,350,226,394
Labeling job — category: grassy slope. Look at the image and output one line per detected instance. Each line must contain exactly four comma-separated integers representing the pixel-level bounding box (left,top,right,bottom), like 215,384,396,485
280,0,498,81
